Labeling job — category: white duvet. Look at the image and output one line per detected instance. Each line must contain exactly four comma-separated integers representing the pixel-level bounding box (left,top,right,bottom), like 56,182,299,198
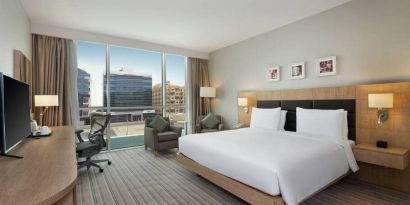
179,128,359,205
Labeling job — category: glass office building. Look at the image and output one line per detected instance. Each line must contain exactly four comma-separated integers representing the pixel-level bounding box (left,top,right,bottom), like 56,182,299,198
104,72,153,108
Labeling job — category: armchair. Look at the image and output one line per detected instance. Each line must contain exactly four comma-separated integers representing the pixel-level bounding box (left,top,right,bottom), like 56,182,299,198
196,115,224,133
144,117,182,156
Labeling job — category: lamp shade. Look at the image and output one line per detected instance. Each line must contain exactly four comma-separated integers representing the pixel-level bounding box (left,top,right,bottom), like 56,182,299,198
368,93,393,108
35,95,59,107
200,87,216,98
238,98,248,106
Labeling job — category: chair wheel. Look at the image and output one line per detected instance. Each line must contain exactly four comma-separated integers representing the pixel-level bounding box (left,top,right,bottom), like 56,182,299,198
108,161,112,165
99,168,104,173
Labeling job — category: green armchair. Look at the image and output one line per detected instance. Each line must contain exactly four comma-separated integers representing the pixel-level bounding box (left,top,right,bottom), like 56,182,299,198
144,117,182,156
195,115,224,133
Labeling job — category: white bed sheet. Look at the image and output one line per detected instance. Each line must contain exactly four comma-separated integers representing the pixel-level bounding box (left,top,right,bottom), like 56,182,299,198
179,128,358,205
349,139,355,147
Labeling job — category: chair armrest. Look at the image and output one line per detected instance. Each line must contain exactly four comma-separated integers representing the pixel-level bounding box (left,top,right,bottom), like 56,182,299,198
170,126,183,137
195,124,201,133
75,129,84,143
144,127,157,148
218,124,224,131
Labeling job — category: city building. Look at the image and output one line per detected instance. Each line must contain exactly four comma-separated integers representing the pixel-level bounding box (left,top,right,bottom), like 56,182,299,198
104,68,153,108
104,68,154,123
152,81,185,115
77,68,90,108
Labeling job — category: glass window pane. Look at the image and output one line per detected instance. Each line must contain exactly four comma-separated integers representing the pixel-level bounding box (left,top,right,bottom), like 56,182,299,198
108,46,162,147
109,46,162,108
77,41,107,128
165,54,186,129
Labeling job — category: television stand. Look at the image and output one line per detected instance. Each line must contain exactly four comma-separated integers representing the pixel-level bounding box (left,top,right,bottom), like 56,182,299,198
0,153,23,159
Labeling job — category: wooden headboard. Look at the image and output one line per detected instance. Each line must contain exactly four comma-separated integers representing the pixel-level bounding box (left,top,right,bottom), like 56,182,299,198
256,99,356,140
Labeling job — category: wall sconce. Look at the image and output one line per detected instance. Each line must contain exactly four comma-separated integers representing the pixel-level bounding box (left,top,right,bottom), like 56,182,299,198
238,97,249,113
368,93,393,124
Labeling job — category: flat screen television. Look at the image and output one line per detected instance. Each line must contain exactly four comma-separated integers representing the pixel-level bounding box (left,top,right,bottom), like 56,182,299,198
0,73,31,157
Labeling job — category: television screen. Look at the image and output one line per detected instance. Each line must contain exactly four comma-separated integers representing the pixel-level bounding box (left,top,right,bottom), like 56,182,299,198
0,73,31,153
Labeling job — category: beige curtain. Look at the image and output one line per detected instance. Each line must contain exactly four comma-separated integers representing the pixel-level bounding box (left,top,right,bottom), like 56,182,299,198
32,34,75,126
13,50,34,113
189,58,210,132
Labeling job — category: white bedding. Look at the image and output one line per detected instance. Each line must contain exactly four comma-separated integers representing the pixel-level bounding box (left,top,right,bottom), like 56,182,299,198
179,128,359,205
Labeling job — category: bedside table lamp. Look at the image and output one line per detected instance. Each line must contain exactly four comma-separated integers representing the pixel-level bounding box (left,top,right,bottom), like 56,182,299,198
238,97,249,113
368,93,393,124
35,95,59,126
200,87,216,98
200,87,216,114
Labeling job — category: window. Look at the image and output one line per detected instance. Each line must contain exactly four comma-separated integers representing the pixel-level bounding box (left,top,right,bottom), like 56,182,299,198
108,46,162,140
165,54,186,128
76,41,187,150
76,41,107,129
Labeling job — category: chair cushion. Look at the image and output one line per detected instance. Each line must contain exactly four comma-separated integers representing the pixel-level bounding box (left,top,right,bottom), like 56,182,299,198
201,129,219,133
201,113,220,129
149,115,169,132
157,131,179,142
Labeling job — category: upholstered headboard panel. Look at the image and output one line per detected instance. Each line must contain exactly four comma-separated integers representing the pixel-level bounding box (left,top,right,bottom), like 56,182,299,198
256,99,356,140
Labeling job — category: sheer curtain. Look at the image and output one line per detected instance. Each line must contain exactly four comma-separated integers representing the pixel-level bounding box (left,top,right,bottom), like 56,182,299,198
68,41,79,128
188,58,210,133
32,34,78,126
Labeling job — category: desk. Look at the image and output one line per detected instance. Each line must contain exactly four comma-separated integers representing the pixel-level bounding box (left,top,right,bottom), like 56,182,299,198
0,126,77,205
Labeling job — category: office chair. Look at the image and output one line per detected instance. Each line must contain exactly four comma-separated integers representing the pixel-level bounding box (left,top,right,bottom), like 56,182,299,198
76,113,112,172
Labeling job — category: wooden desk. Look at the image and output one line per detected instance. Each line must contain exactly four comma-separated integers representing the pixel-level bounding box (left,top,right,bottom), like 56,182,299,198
0,126,77,205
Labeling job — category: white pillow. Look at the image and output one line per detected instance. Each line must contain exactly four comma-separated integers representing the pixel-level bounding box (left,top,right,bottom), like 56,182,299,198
279,110,287,131
342,111,348,140
250,107,281,130
296,107,345,140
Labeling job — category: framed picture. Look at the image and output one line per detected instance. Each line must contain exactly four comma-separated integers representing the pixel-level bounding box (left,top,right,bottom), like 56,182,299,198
268,66,280,82
289,62,305,80
316,56,336,76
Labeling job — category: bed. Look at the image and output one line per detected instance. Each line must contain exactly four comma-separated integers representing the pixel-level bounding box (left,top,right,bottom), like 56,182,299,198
177,99,359,205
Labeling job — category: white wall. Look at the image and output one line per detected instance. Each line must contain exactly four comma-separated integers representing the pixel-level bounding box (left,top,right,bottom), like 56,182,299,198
0,0,31,76
31,23,208,59
209,0,410,129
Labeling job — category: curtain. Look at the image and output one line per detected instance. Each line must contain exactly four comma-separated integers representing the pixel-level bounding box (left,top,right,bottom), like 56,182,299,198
32,34,77,126
13,50,34,113
188,58,210,132
68,41,79,128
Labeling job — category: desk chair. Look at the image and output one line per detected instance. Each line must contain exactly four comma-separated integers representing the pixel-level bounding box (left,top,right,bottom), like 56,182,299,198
76,113,111,172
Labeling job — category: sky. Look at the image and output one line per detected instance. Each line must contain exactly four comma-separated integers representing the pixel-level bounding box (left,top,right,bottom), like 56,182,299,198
77,41,186,107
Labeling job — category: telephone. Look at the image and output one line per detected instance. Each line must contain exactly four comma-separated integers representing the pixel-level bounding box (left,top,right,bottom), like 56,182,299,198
232,123,244,129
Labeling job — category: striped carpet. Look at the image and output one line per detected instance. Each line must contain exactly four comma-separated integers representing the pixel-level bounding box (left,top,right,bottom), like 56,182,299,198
76,147,410,205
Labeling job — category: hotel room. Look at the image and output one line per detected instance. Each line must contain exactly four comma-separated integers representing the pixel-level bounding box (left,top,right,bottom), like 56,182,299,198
0,0,409,204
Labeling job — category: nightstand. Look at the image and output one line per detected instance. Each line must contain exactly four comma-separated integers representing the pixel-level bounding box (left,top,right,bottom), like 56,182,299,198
353,143,409,170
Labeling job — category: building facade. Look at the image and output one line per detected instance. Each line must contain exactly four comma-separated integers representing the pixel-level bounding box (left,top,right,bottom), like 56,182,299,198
152,81,185,114
104,73,152,108
77,68,90,108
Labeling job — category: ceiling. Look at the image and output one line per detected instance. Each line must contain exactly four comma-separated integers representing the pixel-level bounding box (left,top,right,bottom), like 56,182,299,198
20,0,351,53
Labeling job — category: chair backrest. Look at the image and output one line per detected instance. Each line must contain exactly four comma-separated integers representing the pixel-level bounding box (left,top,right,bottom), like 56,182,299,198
145,116,170,127
198,115,222,128
88,113,111,147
